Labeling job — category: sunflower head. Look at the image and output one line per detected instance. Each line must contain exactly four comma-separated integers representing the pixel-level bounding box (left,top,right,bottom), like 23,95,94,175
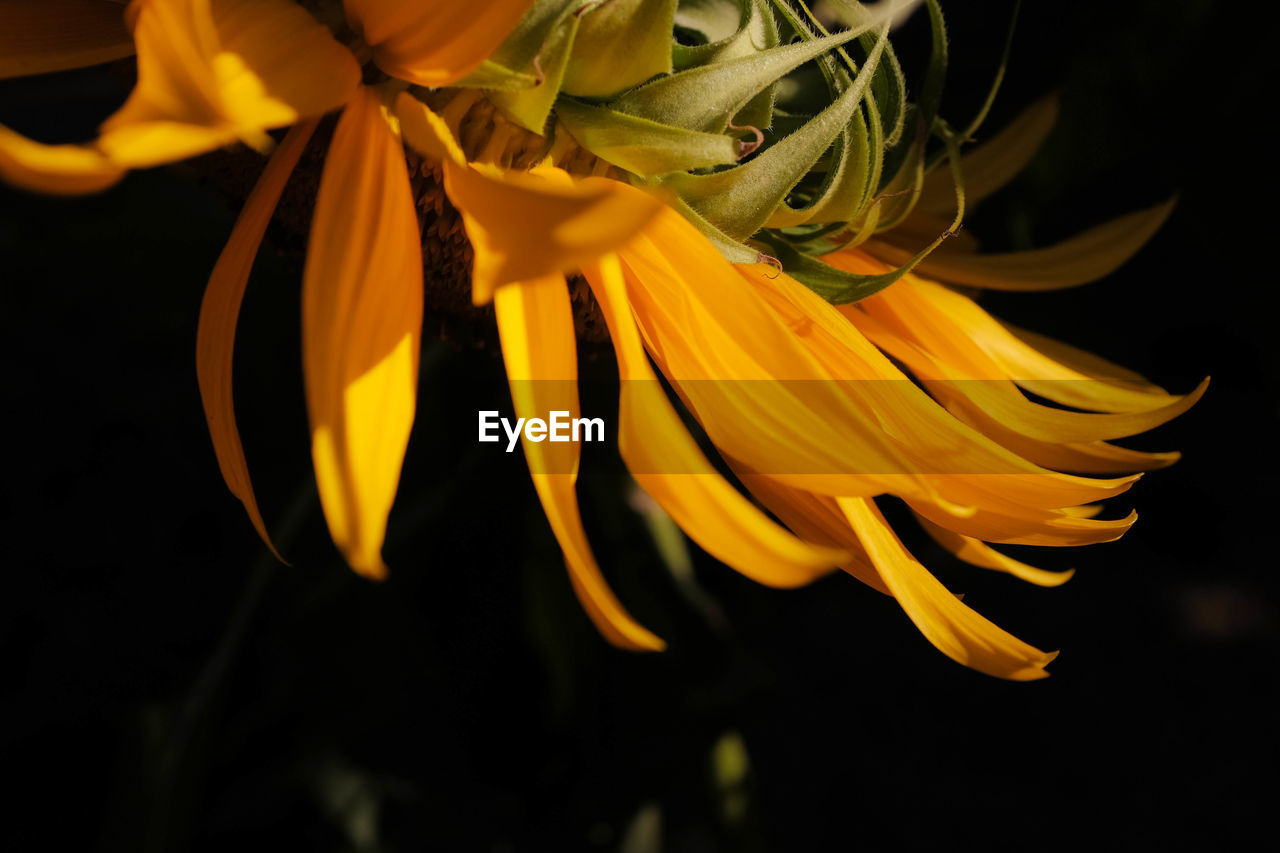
422,0,966,306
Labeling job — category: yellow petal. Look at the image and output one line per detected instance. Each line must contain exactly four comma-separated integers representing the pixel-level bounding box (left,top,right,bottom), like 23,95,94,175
493,272,664,651
584,254,847,589
914,514,1074,587
615,208,924,500
395,91,466,166
999,324,1191,411
849,310,1179,470
862,200,1175,291
196,119,316,562
303,86,422,579
826,255,1183,413
0,0,134,79
839,497,1058,680
442,163,664,304
734,472,889,595
736,262,1144,511
98,0,358,167
344,0,533,86
0,125,123,194
908,498,1135,548
852,283,1208,443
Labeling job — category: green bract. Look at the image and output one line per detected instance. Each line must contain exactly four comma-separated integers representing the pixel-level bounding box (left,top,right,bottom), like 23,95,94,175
456,0,1009,305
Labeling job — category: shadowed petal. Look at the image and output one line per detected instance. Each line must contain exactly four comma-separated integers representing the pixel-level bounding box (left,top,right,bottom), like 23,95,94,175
913,93,1059,216
0,0,134,80
196,119,317,562
861,200,1176,291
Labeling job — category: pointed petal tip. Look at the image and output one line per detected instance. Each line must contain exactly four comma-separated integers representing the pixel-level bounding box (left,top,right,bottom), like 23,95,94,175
347,552,390,582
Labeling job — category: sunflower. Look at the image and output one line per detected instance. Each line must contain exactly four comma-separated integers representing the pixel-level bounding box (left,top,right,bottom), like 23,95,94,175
0,0,1203,679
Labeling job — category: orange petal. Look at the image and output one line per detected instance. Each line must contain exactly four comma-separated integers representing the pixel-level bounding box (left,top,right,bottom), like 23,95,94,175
584,254,847,589
493,272,665,651
442,163,664,304
0,125,123,194
840,496,1058,680
344,0,533,86
196,119,316,562
0,0,134,79
303,86,423,579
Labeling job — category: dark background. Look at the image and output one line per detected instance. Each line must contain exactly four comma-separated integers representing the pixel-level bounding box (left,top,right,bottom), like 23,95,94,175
1,1,1275,850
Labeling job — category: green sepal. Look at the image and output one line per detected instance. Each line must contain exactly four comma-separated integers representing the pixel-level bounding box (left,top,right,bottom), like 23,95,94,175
672,0,754,65
561,0,677,98
766,103,871,228
489,13,581,133
611,25,867,135
660,22,890,242
754,120,968,306
555,97,740,177
664,0,782,130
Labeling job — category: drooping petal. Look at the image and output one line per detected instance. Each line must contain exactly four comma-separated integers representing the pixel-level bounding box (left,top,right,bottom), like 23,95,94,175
0,0,360,195
584,254,848,589
493,272,664,651
441,163,664,304
826,252,1185,413
303,86,422,579
613,206,927,500
734,472,889,595
0,0,134,80
196,119,316,562
995,324,1189,411
343,0,533,87
888,274,1193,413
839,496,1058,680
908,498,1135,548
99,0,360,167
852,307,1184,472
734,261,1144,512
914,514,1075,587
851,284,1209,444
861,200,1175,291
0,125,123,194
